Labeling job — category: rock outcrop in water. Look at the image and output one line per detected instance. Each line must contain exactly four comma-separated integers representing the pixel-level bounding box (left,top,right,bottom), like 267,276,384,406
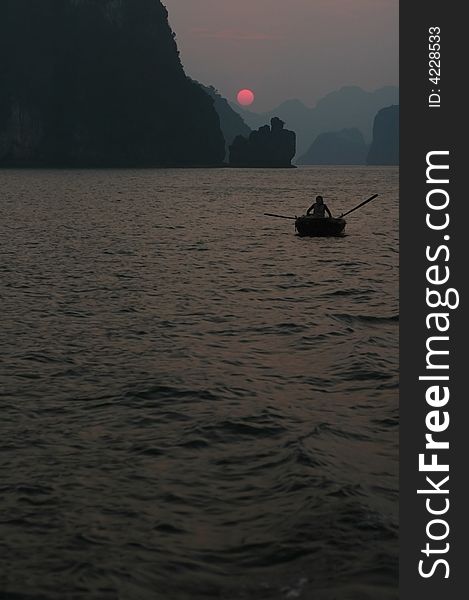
0,0,225,167
367,105,399,165
236,86,400,157
298,128,367,165
229,118,296,168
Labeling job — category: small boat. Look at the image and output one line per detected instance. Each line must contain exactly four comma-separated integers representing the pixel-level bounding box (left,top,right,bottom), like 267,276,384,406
264,195,378,237
295,215,346,237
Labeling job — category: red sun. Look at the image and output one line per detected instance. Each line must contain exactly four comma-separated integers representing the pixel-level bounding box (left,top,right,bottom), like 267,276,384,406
237,89,255,107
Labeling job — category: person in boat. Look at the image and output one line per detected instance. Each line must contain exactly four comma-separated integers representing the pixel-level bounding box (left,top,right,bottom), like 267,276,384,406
307,196,332,218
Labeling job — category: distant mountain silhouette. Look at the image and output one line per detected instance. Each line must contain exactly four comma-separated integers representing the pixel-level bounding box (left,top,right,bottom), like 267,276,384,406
298,128,368,165
229,118,296,168
367,105,399,165
235,86,399,158
199,84,251,161
0,0,225,167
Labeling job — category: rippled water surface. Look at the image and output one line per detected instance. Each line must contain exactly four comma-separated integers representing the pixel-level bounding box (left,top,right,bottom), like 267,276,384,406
1,167,398,599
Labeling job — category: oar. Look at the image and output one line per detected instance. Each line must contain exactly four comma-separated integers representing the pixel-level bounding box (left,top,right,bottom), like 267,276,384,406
339,194,379,218
264,212,297,220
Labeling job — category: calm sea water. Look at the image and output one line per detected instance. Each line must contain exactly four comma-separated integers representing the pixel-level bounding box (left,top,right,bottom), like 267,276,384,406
0,167,398,600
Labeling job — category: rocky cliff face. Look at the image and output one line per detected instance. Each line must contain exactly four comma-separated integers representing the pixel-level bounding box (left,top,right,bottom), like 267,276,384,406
229,118,296,168
199,85,251,161
367,105,399,166
0,0,225,166
298,128,367,165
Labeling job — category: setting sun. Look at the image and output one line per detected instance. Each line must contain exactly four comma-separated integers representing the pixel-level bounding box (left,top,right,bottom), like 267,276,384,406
237,88,255,107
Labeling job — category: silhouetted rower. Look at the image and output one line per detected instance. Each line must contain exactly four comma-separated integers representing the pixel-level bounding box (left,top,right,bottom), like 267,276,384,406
307,196,332,218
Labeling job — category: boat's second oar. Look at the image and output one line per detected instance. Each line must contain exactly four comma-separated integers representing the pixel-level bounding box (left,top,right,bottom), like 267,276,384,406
264,212,297,220
339,194,379,218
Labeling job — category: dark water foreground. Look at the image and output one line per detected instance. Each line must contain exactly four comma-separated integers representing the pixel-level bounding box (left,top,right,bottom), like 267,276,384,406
0,167,398,599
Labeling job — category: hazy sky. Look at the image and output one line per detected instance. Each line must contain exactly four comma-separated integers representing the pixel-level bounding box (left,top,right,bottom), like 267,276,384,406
163,0,399,112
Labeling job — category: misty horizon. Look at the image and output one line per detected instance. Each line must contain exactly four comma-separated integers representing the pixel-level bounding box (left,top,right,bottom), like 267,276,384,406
227,84,400,116
164,0,399,112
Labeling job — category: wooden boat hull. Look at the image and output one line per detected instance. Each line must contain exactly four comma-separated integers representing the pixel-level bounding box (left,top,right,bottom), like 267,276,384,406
295,216,346,237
